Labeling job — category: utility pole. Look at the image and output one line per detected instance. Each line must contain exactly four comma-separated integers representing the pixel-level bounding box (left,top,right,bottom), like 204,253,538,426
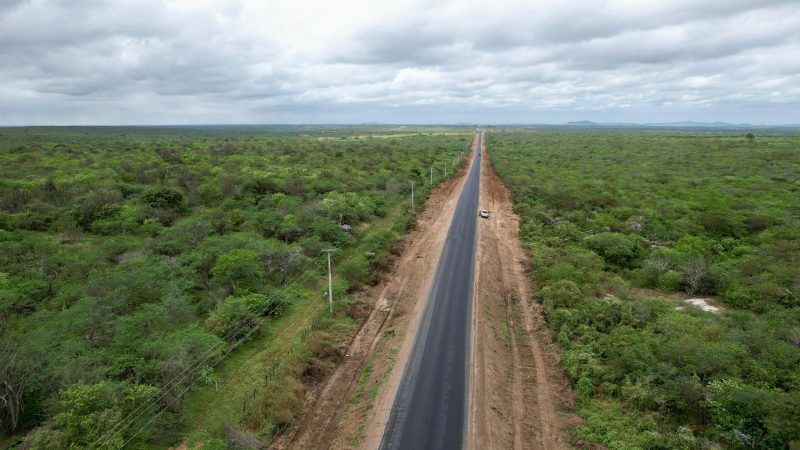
322,249,335,315
411,180,415,211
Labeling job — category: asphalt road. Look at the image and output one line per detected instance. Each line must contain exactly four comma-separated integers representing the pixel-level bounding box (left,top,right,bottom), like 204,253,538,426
380,133,482,450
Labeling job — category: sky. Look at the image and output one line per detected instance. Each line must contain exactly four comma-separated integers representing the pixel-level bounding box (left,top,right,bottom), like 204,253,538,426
0,0,798,125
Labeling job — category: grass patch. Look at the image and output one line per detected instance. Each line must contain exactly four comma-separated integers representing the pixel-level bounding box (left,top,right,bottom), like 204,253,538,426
351,362,374,403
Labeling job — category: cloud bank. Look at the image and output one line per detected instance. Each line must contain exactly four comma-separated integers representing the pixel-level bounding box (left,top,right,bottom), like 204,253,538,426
1,0,798,125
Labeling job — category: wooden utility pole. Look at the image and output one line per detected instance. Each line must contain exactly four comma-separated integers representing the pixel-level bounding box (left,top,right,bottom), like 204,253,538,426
411,180,415,211
322,249,335,315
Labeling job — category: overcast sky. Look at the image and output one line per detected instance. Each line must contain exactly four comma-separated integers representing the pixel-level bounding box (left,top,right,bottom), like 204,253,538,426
1,0,798,125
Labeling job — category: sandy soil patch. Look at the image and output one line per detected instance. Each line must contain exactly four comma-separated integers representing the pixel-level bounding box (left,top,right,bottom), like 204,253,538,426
634,288,725,314
681,298,723,313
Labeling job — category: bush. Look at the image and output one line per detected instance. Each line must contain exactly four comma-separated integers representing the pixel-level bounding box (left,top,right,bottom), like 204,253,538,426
72,189,123,229
575,377,594,402
584,232,634,266
140,186,185,210
658,270,683,292
0,187,32,213
703,379,777,448
699,212,739,237
540,280,583,311
339,257,370,289
206,293,279,339
243,176,277,196
744,215,774,233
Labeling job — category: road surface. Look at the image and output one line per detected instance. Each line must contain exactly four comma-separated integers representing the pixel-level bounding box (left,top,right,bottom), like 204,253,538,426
380,132,482,449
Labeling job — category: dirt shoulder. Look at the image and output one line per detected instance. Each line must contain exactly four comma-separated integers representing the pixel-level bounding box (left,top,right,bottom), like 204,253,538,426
468,137,581,449
271,136,479,450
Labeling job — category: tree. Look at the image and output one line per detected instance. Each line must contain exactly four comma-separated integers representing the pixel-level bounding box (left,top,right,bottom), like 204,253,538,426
680,258,710,294
278,247,306,285
211,249,262,293
140,186,184,210
23,381,161,449
584,232,634,266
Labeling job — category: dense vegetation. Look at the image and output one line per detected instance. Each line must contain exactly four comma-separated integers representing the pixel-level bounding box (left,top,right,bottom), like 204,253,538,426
489,130,800,449
0,126,469,448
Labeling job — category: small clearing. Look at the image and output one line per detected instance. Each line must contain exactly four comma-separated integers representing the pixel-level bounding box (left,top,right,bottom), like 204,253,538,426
682,298,723,313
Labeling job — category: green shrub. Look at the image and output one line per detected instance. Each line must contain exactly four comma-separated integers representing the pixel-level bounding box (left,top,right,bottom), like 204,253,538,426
743,215,774,233
703,379,777,448
699,212,740,237
339,257,370,289
658,270,683,292
540,280,583,311
584,232,634,266
206,293,279,339
140,185,185,210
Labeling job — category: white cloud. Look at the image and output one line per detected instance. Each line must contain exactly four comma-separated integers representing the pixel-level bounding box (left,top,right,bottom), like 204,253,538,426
0,0,798,124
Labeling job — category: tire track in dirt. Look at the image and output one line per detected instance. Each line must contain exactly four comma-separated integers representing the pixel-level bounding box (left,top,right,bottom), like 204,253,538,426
271,135,479,450
468,136,580,449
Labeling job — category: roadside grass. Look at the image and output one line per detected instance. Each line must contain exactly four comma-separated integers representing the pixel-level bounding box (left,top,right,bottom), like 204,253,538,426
484,297,505,346
351,362,374,403
351,423,366,447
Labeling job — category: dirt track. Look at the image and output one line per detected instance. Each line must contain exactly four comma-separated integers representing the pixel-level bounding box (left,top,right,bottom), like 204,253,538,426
468,139,579,449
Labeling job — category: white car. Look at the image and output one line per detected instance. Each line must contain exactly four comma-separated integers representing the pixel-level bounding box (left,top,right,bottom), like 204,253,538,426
479,210,490,218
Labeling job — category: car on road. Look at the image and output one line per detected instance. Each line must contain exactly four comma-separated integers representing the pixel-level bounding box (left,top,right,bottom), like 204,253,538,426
479,210,490,218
